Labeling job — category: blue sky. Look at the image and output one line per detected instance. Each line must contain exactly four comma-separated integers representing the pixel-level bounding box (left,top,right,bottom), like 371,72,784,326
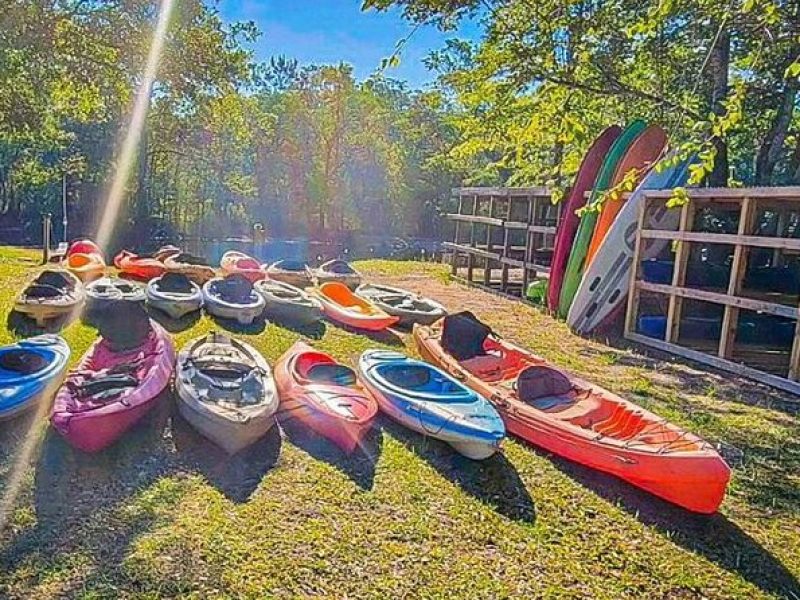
217,0,480,87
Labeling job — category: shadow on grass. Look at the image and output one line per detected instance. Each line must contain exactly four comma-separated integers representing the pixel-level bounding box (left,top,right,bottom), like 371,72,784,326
547,452,800,598
279,418,382,491
265,317,326,339
208,314,267,335
171,406,281,503
0,391,281,594
6,309,76,336
0,395,179,591
325,320,405,346
145,305,202,333
381,417,535,523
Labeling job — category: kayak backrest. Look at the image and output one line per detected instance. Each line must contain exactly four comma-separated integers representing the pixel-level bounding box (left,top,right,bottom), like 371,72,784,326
517,365,573,403
0,349,49,374
321,259,354,274
36,270,74,291
158,272,194,293
96,301,152,350
272,260,307,272
174,253,209,266
214,274,255,302
441,311,492,361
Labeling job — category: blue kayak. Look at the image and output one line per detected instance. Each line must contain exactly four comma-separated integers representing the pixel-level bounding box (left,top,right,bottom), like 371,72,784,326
357,350,505,459
0,335,70,420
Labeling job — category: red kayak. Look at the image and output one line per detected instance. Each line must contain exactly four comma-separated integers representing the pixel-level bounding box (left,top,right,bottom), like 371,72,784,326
114,250,166,281
220,250,264,282
547,126,622,311
414,313,731,514
274,341,378,453
51,319,175,452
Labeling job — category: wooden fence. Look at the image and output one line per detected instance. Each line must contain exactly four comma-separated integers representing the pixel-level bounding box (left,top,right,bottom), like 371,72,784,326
624,187,800,395
443,187,557,297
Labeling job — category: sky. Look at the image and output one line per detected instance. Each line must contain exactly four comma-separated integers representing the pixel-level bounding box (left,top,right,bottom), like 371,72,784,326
217,0,481,87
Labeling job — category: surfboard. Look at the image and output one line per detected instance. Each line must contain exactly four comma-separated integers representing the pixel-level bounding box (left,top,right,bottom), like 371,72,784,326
567,154,693,334
584,124,668,266
547,125,623,312
556,120,647,319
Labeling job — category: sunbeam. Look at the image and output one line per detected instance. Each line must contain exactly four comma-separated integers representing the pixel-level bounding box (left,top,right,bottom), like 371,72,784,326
0,0,176,534
96,0,176,253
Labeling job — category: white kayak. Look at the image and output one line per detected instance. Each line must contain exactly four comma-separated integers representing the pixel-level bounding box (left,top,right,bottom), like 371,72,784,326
146,273,203,320
175,332,279,454
202,274,266,325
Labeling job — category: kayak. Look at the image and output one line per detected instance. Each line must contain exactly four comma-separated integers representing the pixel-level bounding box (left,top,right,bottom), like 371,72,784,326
254,279,323,326
558,121,646,319
65,239,105,282
567,154,693,334
413,312,731,513
311,259,362,289
175,332,279,454
264,259,313,288
220,250,264,282
0,335,70,420
14,269,84,326
51,320,175,452
85,277,145,322
113,250,167,281
547,125,622,311
203,274,266,325
357,349,505,460
274,341,378,453
584,124,668,266
313,282,399,331
146,273,203,320
163,252,216,284
355,283,446,327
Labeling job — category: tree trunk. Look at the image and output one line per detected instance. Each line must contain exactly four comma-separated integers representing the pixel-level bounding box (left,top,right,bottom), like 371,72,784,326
755,81,798,184
707,29,730,187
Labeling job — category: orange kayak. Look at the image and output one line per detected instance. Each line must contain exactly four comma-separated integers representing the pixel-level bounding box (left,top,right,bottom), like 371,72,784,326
313,282,398,331
413,312,730,514
65,239,105,282
220,250,264,282
585,125,667,266
114,250,166,281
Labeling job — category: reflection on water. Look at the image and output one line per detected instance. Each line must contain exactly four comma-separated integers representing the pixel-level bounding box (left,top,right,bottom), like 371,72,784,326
180,236,442,265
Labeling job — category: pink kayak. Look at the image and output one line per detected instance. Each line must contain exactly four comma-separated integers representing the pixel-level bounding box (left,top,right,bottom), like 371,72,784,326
51,321,175,452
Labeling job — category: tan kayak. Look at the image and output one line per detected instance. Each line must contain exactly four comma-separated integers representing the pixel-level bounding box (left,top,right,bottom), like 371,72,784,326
14,269,84,326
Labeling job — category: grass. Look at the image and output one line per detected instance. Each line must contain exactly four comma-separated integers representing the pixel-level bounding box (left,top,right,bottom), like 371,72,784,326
0,249,798,599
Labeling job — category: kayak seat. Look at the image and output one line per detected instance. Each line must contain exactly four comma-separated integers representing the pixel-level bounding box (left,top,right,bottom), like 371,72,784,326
25,283,65,298
71,373,139,402
36,270,74,290
158,273,195,293
379,364,460,394
307,364,357,386
517,365,572,403
441,311,493,361
173,253,209,266
214,275,257,303
322,260,354,275
0,349,49,374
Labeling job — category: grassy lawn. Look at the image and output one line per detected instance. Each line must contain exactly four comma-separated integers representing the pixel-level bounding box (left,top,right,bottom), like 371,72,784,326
0,247,798,599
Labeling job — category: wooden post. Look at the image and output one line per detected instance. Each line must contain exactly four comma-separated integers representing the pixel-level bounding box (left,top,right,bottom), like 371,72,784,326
501,191,511,293
451,192,463,275
41,213,51,264
665,201,695,343
466,193,478,284
624,197,648,337
719,196,754,358
522,194,535,292
484,195,495,287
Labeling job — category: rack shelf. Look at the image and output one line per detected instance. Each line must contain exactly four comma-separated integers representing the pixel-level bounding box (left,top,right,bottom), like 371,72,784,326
625,188,800,396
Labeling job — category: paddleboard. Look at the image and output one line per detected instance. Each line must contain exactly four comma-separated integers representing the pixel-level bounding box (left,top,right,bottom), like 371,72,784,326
557,120,647,318
567,154,693,334
584,125,668,266
547,125,622,312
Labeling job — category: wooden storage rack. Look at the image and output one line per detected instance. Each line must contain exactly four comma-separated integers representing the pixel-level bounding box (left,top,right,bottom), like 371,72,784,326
624,187,800,395
444,187,557,297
